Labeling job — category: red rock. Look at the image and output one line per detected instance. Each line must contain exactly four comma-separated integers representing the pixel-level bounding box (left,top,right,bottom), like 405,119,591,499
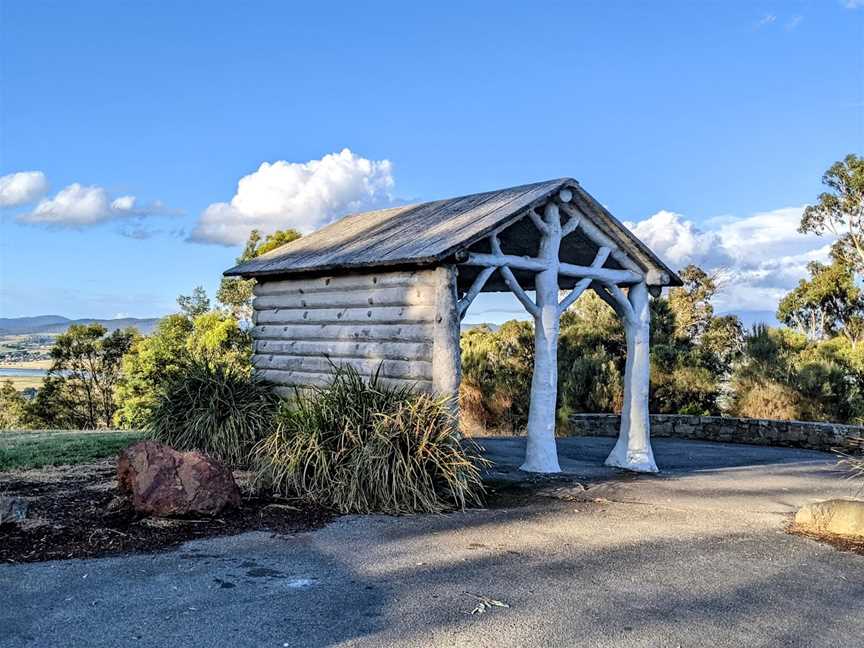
117,441,240,517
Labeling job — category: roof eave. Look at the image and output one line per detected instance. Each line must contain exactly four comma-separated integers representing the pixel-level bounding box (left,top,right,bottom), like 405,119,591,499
223,255,443,280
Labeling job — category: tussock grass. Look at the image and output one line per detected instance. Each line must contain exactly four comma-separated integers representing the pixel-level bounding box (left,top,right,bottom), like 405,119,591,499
838,436,864,487
146,358,278,467
255,366,488,514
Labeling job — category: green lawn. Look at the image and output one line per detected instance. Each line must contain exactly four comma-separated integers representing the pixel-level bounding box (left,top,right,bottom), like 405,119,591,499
0,430,144,471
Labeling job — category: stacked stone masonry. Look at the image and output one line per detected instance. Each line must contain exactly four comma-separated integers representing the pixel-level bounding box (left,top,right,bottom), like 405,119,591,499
569,413,863,453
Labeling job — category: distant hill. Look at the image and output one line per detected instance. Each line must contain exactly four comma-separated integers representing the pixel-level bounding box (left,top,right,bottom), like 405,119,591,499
461,322,501,332
0,315,161,336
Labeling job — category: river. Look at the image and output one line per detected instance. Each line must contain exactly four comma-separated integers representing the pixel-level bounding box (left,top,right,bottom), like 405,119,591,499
0,367,48,377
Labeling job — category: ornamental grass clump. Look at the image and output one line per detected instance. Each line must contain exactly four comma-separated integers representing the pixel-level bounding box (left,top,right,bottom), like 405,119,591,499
146,357,279,467
254,365,488,514
837,436,864,488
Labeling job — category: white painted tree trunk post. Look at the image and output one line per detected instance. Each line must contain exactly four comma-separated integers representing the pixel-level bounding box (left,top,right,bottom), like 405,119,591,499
604,281,658,473
521,203,563,473
432,265,462,415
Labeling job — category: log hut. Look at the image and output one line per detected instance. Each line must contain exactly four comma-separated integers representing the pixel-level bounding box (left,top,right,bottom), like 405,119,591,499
224,178,681,473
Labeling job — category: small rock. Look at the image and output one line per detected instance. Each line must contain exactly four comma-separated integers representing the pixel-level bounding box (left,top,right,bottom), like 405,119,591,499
0,496,28,525
104,495,129,514
794,499,864,538
117,441,240,517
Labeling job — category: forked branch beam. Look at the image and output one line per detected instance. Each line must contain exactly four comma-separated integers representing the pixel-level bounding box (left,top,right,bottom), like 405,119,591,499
457,265,496,319
558,247,611,314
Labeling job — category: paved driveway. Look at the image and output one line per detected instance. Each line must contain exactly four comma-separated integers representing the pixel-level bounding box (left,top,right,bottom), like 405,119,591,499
3,437,863,647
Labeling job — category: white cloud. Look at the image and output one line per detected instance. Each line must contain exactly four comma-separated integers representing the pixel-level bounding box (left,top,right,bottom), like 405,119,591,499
0,171,49,207
111,195,136,211
190,148,395,246
17,183,165,227
758,14,777,26
627,206,832,312
785,15,803,30
625,210,731,269
844,0,863,9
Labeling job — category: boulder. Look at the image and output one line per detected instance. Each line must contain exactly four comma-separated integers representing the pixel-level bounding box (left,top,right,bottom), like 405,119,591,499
117,441,240,517
794,499,864,538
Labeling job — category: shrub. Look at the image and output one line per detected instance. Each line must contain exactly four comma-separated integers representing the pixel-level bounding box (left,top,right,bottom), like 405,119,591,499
146,358,278,466
115,312,252,429
460,322,534,434
255,366,488,514
0,380,29,430
732,379,802,421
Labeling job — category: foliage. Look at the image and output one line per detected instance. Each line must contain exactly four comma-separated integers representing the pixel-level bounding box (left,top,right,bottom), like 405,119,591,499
799,154,864,272
558,343,623,418
177,286,211,319
113,314,193,429
667,265,718,341
0,380,28,429
217,228,302,320
255,366,487,514
732,380,803,421
146,357,278,467
700,315,746,375
557,292,625,420
460,321,535,434
651,266,742,414
777,253,864,342
460,272,745,432
27,324,135,430
114,310,251,428
0,430,144,471
730,325,864,423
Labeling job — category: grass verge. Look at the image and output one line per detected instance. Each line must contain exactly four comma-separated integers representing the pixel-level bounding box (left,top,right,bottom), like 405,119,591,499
0,430,144,471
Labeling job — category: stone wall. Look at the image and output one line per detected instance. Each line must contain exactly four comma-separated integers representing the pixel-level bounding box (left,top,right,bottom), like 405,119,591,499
568,414,864,453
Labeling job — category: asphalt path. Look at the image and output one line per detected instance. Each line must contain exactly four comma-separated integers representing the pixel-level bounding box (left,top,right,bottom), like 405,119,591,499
3,437,863,647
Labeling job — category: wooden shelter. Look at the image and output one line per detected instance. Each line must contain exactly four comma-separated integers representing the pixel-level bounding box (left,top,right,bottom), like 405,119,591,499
225,178,681,473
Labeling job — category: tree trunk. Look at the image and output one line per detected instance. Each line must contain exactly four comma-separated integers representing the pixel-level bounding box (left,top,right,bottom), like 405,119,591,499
521,205,562,473
605,281,658,473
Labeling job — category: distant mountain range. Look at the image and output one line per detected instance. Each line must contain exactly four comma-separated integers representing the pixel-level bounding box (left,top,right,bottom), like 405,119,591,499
461,322,501,332
0,310,778,338
0,315,161,336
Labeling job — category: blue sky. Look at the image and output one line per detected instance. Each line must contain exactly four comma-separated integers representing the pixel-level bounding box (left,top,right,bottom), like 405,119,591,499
0,0,861,323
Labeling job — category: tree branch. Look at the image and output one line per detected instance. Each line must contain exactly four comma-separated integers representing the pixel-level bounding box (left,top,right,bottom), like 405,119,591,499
486,233,539,317
558,247,611,313
557,278,591,314
457,266,496,319
561,211,581,236
526,208,549,235
500,265,540,317
593,282,635,325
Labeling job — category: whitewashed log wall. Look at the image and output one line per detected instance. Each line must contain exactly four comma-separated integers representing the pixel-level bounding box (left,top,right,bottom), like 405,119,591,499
251,267,460,400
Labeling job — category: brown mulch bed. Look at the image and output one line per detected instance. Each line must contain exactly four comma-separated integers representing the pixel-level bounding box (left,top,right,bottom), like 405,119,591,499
787,523,864,556
0,460,332,564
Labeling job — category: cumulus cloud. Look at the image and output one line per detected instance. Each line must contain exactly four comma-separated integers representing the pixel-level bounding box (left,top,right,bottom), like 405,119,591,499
625,211,731,269
0,171,49,207
627,206,831,312
17,183,166,227
190,148,395,246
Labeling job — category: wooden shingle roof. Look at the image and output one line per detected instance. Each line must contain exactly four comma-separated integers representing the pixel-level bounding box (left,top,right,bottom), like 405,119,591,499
224,178,681,286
